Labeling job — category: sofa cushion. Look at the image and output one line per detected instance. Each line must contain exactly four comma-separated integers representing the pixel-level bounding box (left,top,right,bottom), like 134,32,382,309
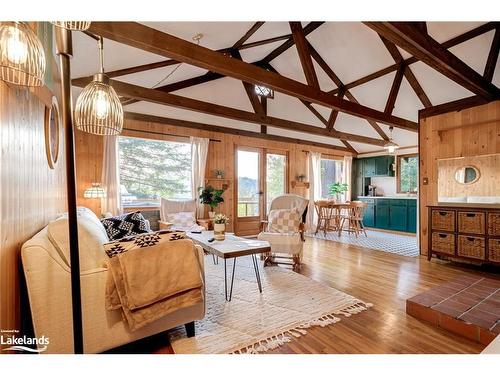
101,211,151,241
166,211,196,228
268,208,300,234
48,208,109,271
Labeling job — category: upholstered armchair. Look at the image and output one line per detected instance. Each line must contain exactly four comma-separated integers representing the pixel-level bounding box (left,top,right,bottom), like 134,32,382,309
257,194,309,271
159,198,205,232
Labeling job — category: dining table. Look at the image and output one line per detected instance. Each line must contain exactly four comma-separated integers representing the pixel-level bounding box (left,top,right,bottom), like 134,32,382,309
314,200,352,235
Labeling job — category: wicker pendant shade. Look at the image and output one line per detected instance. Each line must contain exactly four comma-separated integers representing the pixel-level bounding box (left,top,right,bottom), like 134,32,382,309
74,38,123,136
0,21,46,87
75,73,123,135
51,21,91,31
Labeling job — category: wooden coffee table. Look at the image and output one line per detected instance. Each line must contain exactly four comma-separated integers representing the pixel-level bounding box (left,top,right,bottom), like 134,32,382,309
187,231,271,301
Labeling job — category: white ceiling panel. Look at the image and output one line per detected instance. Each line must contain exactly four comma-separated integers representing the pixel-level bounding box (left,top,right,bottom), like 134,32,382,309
349,71,396,112
449,30,495,76
427,22,485,44
392,77,424,122
115,64,207,88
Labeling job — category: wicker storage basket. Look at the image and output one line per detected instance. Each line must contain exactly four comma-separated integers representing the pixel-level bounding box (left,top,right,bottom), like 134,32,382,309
431,232,455,255
458,235,485,260
488,213,500,236
431,210,455,231
489,238,500,262
458,211,485,234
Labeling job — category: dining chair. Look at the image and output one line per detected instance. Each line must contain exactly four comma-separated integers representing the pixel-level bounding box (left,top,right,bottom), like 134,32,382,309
339,201,368,237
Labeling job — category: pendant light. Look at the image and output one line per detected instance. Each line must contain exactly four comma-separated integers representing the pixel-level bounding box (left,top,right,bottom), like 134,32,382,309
0,21,46,87
383,126,400,154
51,22,91,31
74,37,123,135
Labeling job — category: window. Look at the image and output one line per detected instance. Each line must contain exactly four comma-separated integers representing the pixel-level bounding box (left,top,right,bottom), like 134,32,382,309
118,136,192,207
397,154,418,193
320,158,344,199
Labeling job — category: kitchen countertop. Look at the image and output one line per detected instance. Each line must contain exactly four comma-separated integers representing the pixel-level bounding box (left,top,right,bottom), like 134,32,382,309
357,196,418,200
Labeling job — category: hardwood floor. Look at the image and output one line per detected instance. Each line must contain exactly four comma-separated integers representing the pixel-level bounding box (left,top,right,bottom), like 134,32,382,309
114,237,500,354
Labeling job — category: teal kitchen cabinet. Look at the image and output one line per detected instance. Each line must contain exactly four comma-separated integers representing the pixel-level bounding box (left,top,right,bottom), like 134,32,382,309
389,200,408,231
375,199,390,229
407,200,417,233
375,155,395,177
363,199,375,227
363,157,376,177
358,197,417,233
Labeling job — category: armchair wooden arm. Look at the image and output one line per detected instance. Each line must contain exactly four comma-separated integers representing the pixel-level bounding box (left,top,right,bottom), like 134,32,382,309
158,220,174,230
260,220,269,232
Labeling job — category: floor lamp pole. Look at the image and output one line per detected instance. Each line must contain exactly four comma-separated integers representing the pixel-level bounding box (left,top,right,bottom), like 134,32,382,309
55,26,84,354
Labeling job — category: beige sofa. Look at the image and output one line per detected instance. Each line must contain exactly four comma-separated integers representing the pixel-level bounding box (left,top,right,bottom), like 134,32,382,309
21,207,205,354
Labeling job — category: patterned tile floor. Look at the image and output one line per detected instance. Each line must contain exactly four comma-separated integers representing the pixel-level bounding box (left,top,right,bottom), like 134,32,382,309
307,229,419,257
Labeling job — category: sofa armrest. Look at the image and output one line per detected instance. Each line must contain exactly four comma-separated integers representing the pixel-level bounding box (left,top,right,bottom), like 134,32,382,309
260,220,268,232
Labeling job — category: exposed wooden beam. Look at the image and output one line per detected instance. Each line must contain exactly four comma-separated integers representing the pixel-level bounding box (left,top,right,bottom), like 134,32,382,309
124,112,355,153
86,22,418,131
385,63,405,114
261,22,324,64
341,140,357,154
289,22,320,89
330,22,499,95
380,36,432,108
364,22,500,100
307,42,390,139
73,77,386,146
239,33,292,50
105,59,180,79
483,28,500,82
232,22,265,49
231,49,265,116
418,95,489,119
327,87,345,131
414,22,427,34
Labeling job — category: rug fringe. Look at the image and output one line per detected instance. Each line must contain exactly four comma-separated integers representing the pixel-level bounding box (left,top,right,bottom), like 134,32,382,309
231,301,373,354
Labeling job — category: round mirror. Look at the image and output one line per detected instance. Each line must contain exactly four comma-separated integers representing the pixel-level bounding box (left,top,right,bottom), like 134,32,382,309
454,166,480,184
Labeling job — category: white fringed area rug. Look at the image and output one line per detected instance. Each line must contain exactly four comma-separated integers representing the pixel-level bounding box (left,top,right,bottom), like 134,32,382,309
169,255,372,354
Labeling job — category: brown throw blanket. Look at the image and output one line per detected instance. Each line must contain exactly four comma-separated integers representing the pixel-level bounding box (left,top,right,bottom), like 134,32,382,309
104,233,204,331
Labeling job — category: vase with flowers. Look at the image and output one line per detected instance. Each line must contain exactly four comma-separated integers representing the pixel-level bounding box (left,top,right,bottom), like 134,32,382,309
213,214,229,241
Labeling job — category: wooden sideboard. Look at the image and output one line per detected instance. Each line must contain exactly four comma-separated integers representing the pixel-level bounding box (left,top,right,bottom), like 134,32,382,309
428,205,500,265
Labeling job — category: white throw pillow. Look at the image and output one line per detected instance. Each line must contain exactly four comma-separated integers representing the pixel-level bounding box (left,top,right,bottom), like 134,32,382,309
268,208,300,234
166,211,196,228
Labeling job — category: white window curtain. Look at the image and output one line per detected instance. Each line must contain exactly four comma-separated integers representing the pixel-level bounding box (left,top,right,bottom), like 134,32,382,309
343,156,353,202
101,135,123,216
306,152,322,232
190,136,209,217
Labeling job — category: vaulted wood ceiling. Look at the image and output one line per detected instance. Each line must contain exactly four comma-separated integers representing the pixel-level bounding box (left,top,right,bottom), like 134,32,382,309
70,22,500,153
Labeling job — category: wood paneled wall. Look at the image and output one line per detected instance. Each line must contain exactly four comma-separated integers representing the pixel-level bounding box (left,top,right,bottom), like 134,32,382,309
0,81,67,334
419,101,500,255
75,118,353,232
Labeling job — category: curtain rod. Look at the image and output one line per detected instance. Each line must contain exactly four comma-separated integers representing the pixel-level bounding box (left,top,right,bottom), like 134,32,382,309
301,150,344,159
122,127,221,143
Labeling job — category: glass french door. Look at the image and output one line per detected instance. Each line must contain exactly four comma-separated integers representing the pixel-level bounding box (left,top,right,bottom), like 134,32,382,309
235,147,288,236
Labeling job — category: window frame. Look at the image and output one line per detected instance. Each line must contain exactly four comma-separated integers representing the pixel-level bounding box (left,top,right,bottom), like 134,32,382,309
117,135,193,208
396,153,418,194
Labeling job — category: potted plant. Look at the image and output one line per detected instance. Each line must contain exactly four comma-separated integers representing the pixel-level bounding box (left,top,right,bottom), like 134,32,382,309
328,182,349,202
198,185,225,218
213,214,229,241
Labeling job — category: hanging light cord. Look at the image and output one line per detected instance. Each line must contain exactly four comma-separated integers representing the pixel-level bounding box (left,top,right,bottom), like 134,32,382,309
150,34,202,89
98,37,105,73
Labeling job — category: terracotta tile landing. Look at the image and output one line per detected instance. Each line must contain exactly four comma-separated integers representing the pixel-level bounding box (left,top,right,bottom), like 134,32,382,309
406,275,500,345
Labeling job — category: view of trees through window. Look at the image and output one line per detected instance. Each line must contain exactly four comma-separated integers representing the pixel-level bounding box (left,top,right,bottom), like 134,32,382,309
398,154,418,193
266,154,286,212
118,136,192,207
320,159,343,198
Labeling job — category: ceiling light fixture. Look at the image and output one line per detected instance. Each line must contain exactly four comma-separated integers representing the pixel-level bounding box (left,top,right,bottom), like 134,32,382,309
254,84,274,98
51,21,91,31
74,37,123,135
383,126,400,154
0,21,46,87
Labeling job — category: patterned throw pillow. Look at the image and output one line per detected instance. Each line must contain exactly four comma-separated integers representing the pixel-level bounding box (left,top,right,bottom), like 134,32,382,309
166,211,196,228
101,211,151,241
103,230,186,258
268,208,300,234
